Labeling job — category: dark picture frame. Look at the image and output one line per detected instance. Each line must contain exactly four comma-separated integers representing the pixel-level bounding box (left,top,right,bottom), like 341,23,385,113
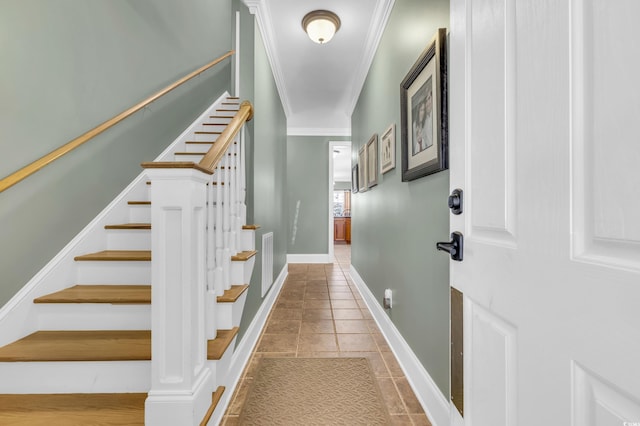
366,134,378,188
351,164,359,193
380,123,396,174
400,28,448,181
358,145,367,193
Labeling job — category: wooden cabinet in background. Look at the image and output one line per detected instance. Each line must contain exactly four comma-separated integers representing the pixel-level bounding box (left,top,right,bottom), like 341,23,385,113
334,217,351,244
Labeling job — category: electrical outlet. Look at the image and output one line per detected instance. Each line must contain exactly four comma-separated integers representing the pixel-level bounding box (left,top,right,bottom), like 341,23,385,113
383,288,392,309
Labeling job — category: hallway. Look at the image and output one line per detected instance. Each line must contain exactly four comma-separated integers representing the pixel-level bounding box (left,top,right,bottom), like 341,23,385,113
222,244,432,425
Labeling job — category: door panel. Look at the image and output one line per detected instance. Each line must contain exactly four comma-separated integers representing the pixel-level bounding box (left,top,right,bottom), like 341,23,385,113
468,0,517,246
573,364,640,426
467,300,517,426
571,0,640,270
449,0,640,425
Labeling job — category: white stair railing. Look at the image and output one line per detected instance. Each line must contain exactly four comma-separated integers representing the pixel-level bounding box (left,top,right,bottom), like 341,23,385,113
142,100,253,426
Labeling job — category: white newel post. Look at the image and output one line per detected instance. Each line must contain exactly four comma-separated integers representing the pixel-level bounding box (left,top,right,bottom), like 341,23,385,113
145,166,214,426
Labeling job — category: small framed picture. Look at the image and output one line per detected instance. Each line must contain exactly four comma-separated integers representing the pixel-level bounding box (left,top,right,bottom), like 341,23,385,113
358,145,367,192
366,134,378,188
380,124,396,174
400,28,448,181
351,164,359,193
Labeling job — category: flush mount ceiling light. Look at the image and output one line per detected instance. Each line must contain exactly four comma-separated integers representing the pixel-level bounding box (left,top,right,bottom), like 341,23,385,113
302,10,341,44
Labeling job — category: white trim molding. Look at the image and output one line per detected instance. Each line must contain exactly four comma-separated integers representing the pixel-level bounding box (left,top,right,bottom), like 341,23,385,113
242,0,293,119
287,254,332,264
349,265,450,426
345,0,396,115
211,264,288,425
287,127,352,137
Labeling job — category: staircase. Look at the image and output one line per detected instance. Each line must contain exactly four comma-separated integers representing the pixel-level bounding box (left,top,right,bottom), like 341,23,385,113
0,95,257,425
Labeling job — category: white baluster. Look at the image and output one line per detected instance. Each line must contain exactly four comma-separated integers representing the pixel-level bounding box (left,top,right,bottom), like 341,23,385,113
229,144,237,256
234,138,242,251
222,153,231,291
240,127,247,226
205,175,217,339
214,165,224,297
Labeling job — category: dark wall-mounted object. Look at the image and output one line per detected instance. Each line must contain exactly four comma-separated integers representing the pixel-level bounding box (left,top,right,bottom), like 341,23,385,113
436,231,464,261
451,287,464,417
448,188,463,215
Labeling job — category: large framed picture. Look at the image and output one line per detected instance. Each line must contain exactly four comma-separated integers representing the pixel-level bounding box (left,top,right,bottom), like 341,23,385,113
358,145,367,192
366,134,378,188
380,123,396,174
400,28,448,181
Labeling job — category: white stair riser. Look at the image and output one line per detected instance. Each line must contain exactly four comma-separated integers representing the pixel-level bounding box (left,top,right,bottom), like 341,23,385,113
0,361,150,393
206,335,237,386
217,292,248,329
193,133,220,142
231,257,255,285
197,124,226,132
240,229,255,251
76,261,150,284
37,304,150,330
129,205,151,223
173,153,205,162
106,230,151,250
185,142,214,153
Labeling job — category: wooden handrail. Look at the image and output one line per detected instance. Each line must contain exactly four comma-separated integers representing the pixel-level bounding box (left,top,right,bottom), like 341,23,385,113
141,100,253,173
0,50,235,193
198,101,253,172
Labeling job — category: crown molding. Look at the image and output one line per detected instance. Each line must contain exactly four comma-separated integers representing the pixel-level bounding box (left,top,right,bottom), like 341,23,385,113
287,127,352,137
344,0,396,115
242,0,293,118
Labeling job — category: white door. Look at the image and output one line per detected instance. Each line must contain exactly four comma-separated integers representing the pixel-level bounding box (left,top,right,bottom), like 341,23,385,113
448,0,640,425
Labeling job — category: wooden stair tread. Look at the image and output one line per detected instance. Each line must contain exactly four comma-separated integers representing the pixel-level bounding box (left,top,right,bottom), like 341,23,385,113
34,285,151,304
207,327,239,360
231,250,257,261
200,387,225,426
74,251,151,261
0,393,146,425
175,152,206,155
242,224,261,230
127,201,150,205
194,131,222,135
0,330,151,362
104,223,150,230
217,285,249,303
0,327,240,362
209,115,235,119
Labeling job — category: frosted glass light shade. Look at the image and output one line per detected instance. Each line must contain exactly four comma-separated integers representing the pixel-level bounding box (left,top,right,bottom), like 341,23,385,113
302,10,341,44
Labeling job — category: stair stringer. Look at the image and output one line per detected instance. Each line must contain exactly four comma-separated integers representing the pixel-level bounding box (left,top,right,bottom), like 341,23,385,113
0,91,230,348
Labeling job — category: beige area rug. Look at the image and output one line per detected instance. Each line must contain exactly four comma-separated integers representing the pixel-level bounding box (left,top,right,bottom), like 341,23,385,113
238,357,391,425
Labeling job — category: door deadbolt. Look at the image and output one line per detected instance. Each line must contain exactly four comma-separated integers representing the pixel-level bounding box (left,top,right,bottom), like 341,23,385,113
436,232,464,261
448,189,463,215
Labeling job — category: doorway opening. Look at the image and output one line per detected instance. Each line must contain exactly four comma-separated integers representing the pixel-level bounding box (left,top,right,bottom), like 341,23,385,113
328,141,352,261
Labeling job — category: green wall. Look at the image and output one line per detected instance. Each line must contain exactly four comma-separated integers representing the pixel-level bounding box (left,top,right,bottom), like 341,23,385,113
351,0,451,396
0,0,232,307
287,136,350,255
234,5,288,341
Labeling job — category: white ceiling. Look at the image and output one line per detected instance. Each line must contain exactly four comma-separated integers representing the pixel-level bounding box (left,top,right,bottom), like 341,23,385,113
243,0,395,136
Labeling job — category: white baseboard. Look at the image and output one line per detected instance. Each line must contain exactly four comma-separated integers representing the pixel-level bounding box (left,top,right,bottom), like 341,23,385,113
349,265,450,426
286,254,331,263
211,263,288,425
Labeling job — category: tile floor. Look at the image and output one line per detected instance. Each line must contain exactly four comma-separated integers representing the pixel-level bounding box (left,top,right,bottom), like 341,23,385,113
222,244,432,425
